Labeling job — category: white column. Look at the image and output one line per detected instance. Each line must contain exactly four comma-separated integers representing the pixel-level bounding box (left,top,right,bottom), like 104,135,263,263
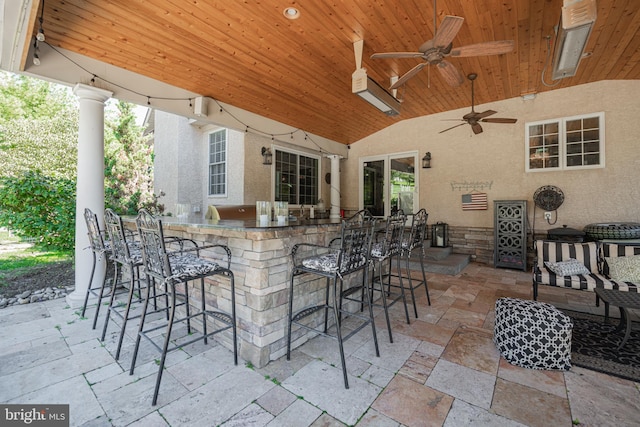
325,154,343,219
66,84,113,309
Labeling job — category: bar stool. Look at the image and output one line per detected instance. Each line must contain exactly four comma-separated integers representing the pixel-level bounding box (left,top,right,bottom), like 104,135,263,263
287,219,378,389
100,208,146,360
400,208,431,317
367,211,411,342
81,208,116,329
130,209,237,406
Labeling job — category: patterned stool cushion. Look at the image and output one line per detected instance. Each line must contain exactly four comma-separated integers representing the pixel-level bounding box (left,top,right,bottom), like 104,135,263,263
494,297,573,370
302,253,339,272
166,253,221,284
370,242,385,259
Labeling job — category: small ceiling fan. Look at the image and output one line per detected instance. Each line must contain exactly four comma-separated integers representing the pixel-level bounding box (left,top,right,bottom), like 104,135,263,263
439,73,517,135
370,1,514,90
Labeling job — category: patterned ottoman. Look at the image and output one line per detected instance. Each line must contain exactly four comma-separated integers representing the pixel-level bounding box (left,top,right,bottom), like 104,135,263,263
494,297,573,370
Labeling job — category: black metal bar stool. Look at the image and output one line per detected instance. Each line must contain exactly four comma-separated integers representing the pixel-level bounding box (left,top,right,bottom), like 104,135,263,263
367,211,411,342
287,218,378,389
129,209,237,406
100,208,146,360
399,208,431,317
81,208,116,329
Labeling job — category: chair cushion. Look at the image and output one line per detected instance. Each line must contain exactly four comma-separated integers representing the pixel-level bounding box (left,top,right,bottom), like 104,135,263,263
544,259,590,276
535,240,598,273
302,253,339,272
606,255,640,282
110,241,142,265
166,253,221,283
370,242,385,259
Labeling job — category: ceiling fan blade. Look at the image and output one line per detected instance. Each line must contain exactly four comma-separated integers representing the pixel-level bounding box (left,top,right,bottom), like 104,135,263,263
481,118,518,124
431,16,464,48
449,40,515,57
475,110,497,119
472,123,484,134
390,62,427,89
439,122,467,134
436,60,464,87
371,52,424,59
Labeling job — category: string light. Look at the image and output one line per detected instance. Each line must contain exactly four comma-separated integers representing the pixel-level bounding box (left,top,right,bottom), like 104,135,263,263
32,39,40,65
42,42,330,153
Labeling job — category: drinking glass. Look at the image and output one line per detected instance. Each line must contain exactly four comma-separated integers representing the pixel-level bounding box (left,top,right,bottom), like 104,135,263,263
256,201,271,225
274,201,288,224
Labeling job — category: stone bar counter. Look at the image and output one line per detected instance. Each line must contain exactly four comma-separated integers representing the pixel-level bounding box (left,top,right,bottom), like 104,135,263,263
136,215,343,368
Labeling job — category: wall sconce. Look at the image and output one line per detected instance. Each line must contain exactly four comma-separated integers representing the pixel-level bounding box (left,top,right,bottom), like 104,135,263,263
261,147,273,165
422,152,432,169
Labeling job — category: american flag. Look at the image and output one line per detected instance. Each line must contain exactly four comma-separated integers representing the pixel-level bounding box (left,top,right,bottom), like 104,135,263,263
462,193,488,210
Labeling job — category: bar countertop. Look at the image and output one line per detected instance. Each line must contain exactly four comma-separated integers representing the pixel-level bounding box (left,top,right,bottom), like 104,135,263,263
145,215,343,230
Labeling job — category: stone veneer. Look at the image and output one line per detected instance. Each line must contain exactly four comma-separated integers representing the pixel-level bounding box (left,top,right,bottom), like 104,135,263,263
159,219,342,368
433,225,535,269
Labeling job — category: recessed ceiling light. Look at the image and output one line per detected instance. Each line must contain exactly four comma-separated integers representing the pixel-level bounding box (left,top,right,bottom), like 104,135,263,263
283,7,300,20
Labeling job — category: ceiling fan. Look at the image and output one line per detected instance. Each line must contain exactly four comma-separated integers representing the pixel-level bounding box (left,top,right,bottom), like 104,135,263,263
370,2,514,90
439,73,517,135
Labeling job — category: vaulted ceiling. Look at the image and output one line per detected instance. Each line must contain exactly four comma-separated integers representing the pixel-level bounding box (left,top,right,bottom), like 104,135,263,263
27,0,640,144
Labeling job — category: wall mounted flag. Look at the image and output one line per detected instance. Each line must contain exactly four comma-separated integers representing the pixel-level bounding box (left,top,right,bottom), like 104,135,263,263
462,193,488,210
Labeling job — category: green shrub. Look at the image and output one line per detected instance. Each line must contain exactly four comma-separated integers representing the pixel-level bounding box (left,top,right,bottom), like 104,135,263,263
0,171,75,250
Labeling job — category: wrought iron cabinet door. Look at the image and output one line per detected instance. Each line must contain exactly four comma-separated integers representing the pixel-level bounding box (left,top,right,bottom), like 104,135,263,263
494,200,527,271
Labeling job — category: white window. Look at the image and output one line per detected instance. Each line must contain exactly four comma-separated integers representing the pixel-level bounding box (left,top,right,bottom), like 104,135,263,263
274,148,319,205
208,129,227,196
526,112,604,172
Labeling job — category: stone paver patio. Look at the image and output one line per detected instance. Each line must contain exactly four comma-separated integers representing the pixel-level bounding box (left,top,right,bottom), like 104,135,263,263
2,263,639,426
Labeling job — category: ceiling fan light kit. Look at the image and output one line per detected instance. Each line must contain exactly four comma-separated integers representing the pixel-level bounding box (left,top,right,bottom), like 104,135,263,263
440,73,517,135
551,0,597,80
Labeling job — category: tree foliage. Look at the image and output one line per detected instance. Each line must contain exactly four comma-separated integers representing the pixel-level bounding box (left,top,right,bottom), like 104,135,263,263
0,171,75,250
0,71,157,249
0,72,78,180
104,101,155,215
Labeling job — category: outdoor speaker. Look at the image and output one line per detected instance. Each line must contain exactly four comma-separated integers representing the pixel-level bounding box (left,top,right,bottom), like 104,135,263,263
194,96,208,117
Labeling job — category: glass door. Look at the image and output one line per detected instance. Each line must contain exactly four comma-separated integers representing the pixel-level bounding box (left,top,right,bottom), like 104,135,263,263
360,152,418,217
363,160,385,216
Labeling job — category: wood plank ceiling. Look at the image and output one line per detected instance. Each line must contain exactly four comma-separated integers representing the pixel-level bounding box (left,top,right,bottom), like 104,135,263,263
31,0,640,144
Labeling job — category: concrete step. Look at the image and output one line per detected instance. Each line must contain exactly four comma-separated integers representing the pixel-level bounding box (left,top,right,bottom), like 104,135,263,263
408,252,471,276
424,246,452,261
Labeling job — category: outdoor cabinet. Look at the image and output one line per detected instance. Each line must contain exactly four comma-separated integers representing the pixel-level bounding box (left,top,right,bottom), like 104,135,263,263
494,200,527,271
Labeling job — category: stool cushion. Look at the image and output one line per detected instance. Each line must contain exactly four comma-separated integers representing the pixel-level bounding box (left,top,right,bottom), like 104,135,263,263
494,297,573,370
302,253,339,272
370,242,385,259
166,253,221,283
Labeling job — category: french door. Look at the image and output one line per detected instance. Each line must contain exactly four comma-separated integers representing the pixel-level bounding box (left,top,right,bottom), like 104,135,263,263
360,152,419,217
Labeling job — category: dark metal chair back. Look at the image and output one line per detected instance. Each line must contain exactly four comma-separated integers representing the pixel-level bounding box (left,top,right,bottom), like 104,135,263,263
407,208,428,251
381,211,407,258
104,209,135,265
335,220,375,277
84,208,107,254
135,209,173,283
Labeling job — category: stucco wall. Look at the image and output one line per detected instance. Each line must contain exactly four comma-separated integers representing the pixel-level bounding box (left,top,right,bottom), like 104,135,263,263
155,113,334,210
153,114,203,215
343,80,640,235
